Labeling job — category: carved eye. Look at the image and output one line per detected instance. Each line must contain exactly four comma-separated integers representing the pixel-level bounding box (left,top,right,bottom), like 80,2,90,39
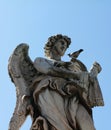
61,41,64,45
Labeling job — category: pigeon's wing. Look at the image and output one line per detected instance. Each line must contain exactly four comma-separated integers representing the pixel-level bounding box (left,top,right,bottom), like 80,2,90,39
8,43,40,130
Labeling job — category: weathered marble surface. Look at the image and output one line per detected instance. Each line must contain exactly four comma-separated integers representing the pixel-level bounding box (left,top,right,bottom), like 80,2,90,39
8,34,104,130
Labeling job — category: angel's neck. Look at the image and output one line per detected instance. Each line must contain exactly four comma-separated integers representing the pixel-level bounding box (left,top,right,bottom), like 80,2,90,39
50,52,61,61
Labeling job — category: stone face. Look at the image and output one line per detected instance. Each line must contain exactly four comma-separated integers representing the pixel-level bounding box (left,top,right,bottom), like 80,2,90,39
8,35,104,130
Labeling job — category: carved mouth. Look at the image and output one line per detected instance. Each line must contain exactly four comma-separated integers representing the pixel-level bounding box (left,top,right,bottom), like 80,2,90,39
61,47,65,51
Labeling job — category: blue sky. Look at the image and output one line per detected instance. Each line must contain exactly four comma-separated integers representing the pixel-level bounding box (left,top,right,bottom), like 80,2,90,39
0,0,111,130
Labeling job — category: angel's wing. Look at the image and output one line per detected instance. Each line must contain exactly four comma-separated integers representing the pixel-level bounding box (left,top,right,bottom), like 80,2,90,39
8,43,39,130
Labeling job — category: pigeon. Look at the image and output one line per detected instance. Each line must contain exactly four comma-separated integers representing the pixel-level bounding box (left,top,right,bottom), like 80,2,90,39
68,49,83,59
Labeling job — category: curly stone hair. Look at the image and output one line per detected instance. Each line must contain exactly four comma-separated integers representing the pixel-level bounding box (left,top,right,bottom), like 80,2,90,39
44,34,71,57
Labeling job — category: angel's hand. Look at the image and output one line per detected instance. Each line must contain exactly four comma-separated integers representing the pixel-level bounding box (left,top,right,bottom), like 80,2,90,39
17,95,33,116
27,104,34,117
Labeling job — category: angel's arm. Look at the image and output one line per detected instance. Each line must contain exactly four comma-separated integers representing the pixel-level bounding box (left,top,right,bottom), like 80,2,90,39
34,57,86,80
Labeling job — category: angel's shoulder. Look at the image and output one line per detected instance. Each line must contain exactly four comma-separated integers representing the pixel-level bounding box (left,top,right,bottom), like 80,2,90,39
34,57,54,65
34,57,47,62
34,57,54,74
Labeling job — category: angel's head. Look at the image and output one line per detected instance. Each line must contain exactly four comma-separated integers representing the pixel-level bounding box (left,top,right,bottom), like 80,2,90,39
44,34,71,60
